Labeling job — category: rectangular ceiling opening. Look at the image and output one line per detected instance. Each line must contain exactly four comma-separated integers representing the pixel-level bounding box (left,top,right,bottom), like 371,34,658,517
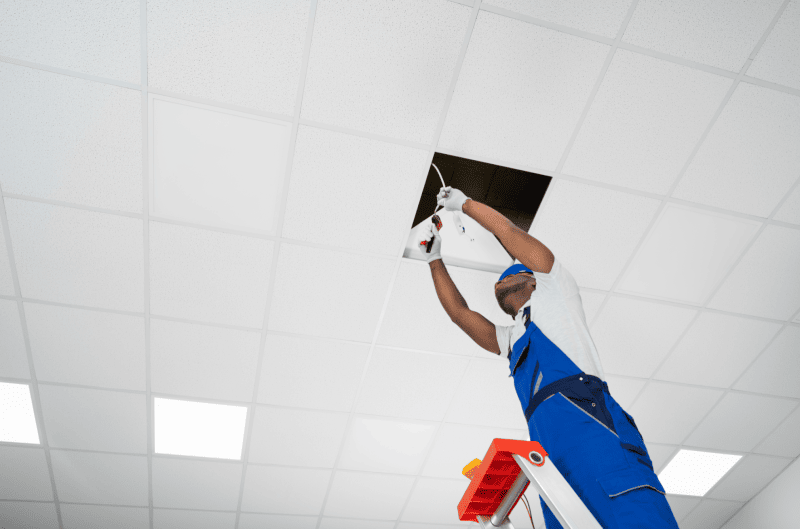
404,153,551,273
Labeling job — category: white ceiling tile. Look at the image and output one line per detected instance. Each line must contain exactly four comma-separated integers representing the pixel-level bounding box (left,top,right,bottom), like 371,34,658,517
151,96,291,234
529,180,662,290
356,348,470,421
50,450,148,506
446,358,529,430
748,0,800,90
680,499,742,529
25,302,145,391
0,299,29,379
603,375,647,410
0,501,59,529
239,514,318,529
267,243,395,342
38,385,147,454
440,11,608,170
282,126,428,256
707,454,791,502
0,447,53,501
422,423,526,480
323,471,415,520
630,381,723,445
4,199,143,311
0,220,13,296
664,494,701,523
152,457,242,511
147,0,309,114
752,403,800,457
150,318,260,402
378,260,507,357
59,504,149,529
647,444,679,474
579,289,607,327
707,224,800,320
401,477,471,524
734,326,800,398
149,221,273,328
654,312,781,388
623,0,783,71
257,333,369,412
562,49,731,195
590,296,697,378
0,1,139,82
247,406,348,467
674,83,800,218
686,392,796,452
397,524,477,529
153,509,236,529
320,519,395,529
617,204,761,305
774,179,800,225
339,415,438,475
241,466,331,515
0,63,142,212
484,0,631,38
301,0,470,144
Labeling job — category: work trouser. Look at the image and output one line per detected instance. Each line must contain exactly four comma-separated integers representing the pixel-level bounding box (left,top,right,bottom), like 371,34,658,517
508,307,679,529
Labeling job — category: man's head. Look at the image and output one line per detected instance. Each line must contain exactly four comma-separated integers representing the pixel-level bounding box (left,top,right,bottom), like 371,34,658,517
495,264,536,318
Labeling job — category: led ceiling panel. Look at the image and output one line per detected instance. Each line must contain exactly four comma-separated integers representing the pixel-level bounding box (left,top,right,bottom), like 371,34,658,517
659,449,741,496
0,382,40,444
154,397,247,460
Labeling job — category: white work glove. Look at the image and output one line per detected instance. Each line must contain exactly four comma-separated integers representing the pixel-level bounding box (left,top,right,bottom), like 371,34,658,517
418,221,442,263
436,186,469,213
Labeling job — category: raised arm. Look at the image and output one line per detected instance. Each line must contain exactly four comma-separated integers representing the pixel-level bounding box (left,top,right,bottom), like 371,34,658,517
428,260,501,355
463,199,554,274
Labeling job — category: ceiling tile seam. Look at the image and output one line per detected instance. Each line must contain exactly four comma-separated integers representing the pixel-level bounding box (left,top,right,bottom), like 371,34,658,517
715,453,800,528
632,4,799,512
4,290,800,347
435,146,800,229
554,0,641,174
139,2,155,529
3,37,798,137
740,75,800,97
592,0,792,412
5,161,799,246
310,2,486,528
0,55,141,90
21,376,800,412
232,1,320,527
0,189,64,525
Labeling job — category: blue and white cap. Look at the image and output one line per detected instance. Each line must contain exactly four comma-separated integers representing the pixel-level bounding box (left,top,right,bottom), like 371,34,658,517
497,263,533,284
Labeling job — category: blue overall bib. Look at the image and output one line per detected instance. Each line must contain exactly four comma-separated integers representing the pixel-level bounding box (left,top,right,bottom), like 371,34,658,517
509,306,679,529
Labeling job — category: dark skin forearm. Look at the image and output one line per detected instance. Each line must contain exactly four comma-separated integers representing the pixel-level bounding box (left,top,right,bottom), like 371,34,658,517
428,199,515,319
428,199,554,320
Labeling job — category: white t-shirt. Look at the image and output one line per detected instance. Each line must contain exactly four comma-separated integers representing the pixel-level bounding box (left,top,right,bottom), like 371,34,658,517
495,257,606,380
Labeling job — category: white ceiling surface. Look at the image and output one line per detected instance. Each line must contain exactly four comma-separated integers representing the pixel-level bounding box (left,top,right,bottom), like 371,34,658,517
0,1,798,529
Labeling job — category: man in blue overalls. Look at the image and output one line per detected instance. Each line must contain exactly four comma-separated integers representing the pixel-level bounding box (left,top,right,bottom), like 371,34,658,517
420,187,679,529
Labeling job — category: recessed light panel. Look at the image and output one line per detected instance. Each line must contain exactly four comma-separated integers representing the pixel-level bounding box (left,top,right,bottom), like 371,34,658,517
658,449,741,496
151,97,291,233
0,382,40,444
154,397,247,460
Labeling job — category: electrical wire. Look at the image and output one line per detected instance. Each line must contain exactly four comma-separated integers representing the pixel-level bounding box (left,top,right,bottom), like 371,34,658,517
520,494,536,529
431,162,446,215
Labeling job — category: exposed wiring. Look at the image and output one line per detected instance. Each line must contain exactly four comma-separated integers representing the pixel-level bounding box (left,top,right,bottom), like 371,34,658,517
431,162,446,215
520,494,536,529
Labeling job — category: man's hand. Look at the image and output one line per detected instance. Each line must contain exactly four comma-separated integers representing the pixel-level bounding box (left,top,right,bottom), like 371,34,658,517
418,222,443,263
437,186,470,212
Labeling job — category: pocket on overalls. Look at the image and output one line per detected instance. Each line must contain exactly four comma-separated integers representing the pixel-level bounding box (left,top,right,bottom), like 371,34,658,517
597,467,678,529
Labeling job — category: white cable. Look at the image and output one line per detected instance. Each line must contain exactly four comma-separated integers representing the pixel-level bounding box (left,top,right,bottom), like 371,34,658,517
431,163,446,215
